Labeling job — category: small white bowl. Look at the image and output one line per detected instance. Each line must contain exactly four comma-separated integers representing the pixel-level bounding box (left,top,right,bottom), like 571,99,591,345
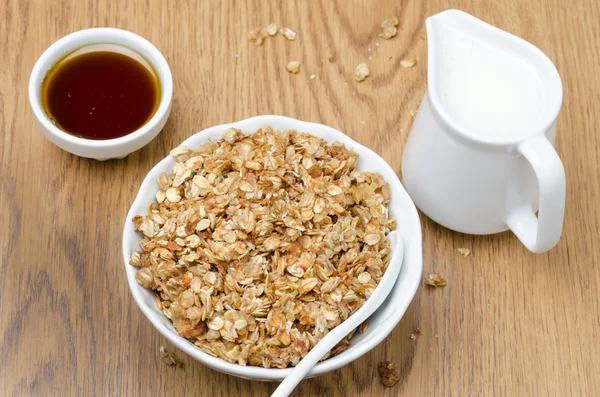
122,116,422,381
29,28,173,160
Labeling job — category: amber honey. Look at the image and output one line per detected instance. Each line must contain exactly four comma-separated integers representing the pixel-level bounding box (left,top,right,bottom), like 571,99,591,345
41,44,160,140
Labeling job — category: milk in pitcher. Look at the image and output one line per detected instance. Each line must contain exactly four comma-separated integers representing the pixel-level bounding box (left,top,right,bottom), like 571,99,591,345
438,27,546,139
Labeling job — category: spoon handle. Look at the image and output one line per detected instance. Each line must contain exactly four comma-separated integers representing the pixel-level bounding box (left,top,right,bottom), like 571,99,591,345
271,232,402,397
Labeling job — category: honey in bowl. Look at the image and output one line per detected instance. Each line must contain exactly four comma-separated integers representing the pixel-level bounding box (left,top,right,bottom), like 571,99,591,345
41,44,160,140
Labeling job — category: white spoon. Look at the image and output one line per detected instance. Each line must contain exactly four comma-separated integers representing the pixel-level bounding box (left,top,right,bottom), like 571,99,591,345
271,231,404,397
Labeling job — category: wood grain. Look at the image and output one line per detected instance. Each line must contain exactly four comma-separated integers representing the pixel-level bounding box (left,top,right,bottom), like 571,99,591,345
1,0,599,396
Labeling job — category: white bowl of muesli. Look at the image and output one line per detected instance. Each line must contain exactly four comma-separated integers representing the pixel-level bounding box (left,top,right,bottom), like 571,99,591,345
123,115,422,381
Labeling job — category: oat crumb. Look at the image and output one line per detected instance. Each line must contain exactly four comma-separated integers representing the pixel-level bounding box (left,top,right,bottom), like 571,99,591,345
248,29,266,46
424,273,447,287
354,62,370,82
309,74,317,80
286,61,301,74
378,361,400,387
409,333,416,340
415,327,422,335
279,27,297,41
264,23,278,36
457,248,471,257
379,17,399,39
160,345,182,367
400,58,417,68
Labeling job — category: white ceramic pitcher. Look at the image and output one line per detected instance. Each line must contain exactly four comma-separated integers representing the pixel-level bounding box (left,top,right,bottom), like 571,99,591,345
402,10,565,253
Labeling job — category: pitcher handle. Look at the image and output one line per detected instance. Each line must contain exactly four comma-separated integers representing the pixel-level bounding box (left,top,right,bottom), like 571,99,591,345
506,134,566,253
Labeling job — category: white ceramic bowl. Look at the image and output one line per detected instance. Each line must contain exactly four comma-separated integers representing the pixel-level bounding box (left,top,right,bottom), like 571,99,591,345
29,28,173,160
122,116,422,381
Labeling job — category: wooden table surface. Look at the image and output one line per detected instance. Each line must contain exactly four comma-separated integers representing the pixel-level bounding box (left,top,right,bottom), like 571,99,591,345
1,0,599,396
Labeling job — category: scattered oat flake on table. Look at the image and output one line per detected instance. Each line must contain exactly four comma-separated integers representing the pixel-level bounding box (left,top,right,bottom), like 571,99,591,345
400,58,417,68
355,62,370,82
286,61,301,74
160,345,182,367
264,23,278,36
409,333,416,340
279,27,297,40
309,74,317,79
415,327,422,335
379,16,399,39
424,273,447,287
248,29,266,46
458,248,471,257
378,361,400,387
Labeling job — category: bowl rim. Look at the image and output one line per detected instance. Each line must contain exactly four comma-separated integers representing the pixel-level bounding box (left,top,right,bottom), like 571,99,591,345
122,115,422,380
